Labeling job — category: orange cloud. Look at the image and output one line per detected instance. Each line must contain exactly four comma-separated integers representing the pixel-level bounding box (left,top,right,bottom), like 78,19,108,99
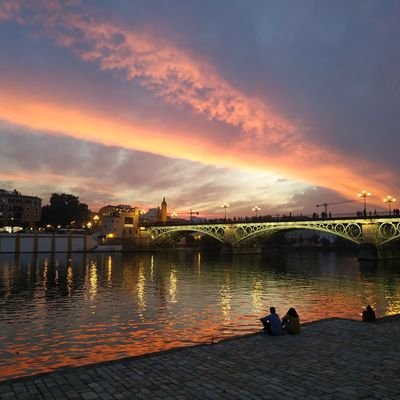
0,0,293,146
0,87,393,206
0,0,397,204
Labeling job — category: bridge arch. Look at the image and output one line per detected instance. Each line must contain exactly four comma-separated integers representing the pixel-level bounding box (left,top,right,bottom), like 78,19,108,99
377,221,400,246
148,225,225,245
233,222,363,246
139,217,400,259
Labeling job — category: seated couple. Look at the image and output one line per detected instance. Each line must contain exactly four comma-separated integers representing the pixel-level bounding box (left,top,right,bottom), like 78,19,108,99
260,307,300,335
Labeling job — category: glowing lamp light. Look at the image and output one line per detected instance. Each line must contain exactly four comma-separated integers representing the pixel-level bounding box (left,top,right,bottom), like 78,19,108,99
221,203,230,220
357,190,371,216
383,195,396,216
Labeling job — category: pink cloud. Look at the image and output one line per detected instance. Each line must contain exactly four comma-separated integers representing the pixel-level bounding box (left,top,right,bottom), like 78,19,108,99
0,0,398,206
0,0,294,146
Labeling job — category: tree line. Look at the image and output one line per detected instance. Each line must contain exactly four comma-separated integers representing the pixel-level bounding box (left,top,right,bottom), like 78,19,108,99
40,193,91,228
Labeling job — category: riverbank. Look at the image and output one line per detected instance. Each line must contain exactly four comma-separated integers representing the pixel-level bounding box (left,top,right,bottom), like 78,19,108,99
1,315,399,399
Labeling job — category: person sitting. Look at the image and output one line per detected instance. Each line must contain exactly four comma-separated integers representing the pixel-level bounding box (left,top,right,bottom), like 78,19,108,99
362,305,376,322
282,308,300,334
260,307,282,336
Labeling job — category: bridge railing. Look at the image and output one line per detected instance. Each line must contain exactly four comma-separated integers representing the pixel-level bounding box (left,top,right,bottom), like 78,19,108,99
144,211,400,227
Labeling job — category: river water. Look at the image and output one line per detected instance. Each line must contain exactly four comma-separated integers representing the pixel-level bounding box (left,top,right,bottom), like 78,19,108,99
1,250,400,381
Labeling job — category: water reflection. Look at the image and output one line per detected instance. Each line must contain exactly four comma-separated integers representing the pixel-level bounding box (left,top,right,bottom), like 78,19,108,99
89,261,98,302
169,265,177,303
220,283,231,323
137,261,146,316
67,261,73,297
106,256,112,288
1,250,400,381
252,278,264,314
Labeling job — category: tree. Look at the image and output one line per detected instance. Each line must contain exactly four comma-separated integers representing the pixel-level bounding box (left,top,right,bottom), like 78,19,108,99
41,193,90,227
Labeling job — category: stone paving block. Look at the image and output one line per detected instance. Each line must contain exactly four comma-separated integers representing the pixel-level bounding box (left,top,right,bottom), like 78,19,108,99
65,390,80,400
81,391,99,400
0,392,17,399
98,393,114,400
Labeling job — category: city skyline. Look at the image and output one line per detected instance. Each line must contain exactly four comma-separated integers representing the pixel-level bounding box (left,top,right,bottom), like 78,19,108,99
1,1,400,217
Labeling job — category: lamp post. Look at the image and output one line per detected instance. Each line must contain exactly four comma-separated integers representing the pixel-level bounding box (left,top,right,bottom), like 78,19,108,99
358,190,371,216
252,206,261,218
221,203,230,221
383,195,396,216
93,214,100,229
139,209,146,225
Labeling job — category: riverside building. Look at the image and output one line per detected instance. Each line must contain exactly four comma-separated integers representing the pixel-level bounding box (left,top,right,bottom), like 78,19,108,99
0,189,42,230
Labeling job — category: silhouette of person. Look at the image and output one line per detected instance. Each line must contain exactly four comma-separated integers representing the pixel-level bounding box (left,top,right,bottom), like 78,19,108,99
362,305,376,322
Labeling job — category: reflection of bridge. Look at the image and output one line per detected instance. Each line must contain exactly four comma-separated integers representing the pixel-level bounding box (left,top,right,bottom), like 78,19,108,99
142,217,400,260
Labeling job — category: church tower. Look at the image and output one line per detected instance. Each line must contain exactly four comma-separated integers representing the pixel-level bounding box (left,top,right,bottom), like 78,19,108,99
161,197,167,223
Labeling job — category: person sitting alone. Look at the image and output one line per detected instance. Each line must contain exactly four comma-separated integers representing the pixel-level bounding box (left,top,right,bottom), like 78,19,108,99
260,307,282,336
362,305,376,322
281,307,300,334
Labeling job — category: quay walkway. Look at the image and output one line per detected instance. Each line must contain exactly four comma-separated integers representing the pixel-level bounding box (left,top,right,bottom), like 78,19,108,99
1,316,400,399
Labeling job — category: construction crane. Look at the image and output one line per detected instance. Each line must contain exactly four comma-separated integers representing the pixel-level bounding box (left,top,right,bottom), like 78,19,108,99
315,200,357,216
171,209,199,221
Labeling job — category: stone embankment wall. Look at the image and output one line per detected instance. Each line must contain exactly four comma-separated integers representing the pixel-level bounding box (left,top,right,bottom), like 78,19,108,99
0,233,97,253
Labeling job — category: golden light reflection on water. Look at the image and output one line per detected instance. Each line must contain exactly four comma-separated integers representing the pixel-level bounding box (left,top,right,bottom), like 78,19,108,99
67,261,73,297
386,301,400,315
89,261,98,302
219,283,231,323
197,252,201,275
2,252,400,382
106,255,112,287
42,258,48,290
169,265,177,303
252,278,264,314
150,254,154,281
137,261,146,316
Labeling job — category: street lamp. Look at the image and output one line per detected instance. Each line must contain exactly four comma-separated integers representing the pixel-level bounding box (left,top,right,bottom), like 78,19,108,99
383,195,396,216
252,206,261,218
221,203,230,221
92,214,100,229
139,209,146,225
358,190,371,216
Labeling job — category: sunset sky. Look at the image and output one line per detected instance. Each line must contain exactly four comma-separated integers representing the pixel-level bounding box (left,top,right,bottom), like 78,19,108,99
1,0,400,218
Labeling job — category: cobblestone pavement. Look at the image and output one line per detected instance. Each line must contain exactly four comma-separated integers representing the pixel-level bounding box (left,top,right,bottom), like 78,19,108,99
1,317,400,399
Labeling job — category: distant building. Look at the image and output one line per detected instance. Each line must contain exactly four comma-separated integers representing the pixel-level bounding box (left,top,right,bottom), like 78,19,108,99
99,198,168,240
161,197,167,223
142,208,160,223
140,198,168,224
101,210,140,240
0,189,42,229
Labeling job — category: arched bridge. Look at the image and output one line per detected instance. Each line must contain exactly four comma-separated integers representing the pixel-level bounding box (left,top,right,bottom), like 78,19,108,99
144,217,400,259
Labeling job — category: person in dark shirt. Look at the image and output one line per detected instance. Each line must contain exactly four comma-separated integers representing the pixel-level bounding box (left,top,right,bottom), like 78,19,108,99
260,307,282,335
362,305,376,322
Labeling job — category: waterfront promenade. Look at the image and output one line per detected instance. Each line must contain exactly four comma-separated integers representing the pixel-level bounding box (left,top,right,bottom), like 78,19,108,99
1,316,399,399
